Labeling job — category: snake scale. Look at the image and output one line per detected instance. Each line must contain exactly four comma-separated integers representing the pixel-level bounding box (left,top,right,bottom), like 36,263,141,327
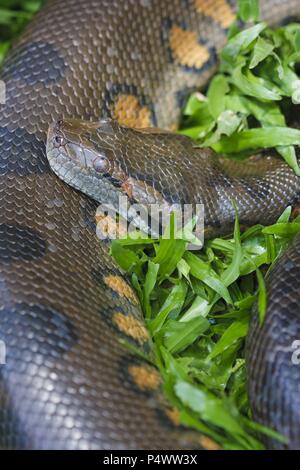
1,0,300,450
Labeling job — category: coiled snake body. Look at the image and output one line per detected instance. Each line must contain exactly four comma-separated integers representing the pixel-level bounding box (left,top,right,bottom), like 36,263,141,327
1,0,300,450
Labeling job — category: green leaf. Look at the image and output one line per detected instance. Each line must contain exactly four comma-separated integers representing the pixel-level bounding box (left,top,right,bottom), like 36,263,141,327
175,380,247,437
291,79,300,104
209,315,249,359
184,252,232,304
221,213,242,287
180,295,211,322
221,23,266,67
256,268,267,325
177,258,191,281
148,280,188,334
230,65,282,101
262,223,300,237
226,94,284,127
203,111,242,146
162,316,210,354
154,214,187,280
178,123,214,140
183,93,206,116
276,146,300,176
110,240,140,272
249,37,274,69
238,0,260,22
0,7,31,23
207,74,229,119
242,416,288,444
212,126,300,154
277,206,292,223
143,261,159,318
0,41,10,64
179,410,222,442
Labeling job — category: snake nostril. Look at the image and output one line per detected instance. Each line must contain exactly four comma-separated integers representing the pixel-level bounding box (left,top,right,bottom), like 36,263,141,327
54,119,64,135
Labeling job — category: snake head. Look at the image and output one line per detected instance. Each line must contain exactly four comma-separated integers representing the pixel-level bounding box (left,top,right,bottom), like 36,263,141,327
46,117,196,210
46,118,130,205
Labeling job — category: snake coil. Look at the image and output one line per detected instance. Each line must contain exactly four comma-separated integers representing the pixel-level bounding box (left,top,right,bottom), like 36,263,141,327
0,0,300,450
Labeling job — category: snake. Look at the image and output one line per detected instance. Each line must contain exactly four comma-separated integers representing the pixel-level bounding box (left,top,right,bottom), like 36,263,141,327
1,0,300,451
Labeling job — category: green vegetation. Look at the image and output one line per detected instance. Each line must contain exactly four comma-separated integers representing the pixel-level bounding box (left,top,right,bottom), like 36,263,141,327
180,0,300,175
111,209,300,449
0,0,42,64
2,0,300,450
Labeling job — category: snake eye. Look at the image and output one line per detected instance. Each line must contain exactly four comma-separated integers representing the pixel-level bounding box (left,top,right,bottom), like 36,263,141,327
53,134,65,148
93,155,109,173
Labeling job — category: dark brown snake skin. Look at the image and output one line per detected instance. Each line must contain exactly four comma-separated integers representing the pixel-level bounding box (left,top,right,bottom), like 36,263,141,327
1,0,300,450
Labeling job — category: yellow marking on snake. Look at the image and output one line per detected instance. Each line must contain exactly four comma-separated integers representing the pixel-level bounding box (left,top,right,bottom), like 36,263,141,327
128,365,161,391
194,0,235,28
112,94,152,128
165,407,181,426
112,312,149,344
169,26,210,69
199,436,221,450
104,274,138,304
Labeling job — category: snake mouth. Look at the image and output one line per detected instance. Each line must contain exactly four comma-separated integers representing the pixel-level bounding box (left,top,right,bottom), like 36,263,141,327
101,173,123,188
47,121,66,159
46,122,59,165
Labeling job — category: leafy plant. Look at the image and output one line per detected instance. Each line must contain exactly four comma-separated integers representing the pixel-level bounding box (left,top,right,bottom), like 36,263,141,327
0,0,43,64
180,3,300,175
111,208,300,449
